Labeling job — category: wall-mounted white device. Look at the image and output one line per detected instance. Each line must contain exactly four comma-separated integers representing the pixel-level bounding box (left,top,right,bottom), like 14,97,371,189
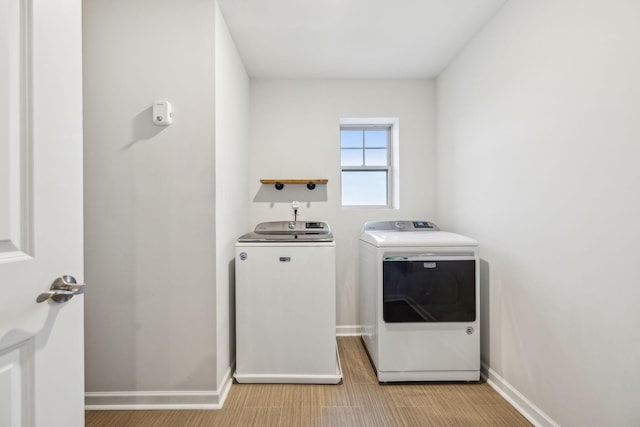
152,100,173,126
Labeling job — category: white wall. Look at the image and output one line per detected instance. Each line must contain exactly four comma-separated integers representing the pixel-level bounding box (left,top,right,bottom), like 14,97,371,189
437,1,640,425
83,0,248,407
249,80,436,328
214,0,250,392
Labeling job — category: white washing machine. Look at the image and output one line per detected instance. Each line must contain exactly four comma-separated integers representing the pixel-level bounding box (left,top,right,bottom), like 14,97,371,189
235,221,342,384
360,220,479,382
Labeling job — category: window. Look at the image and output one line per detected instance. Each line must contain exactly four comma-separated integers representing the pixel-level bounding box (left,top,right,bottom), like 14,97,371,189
340,118,398,207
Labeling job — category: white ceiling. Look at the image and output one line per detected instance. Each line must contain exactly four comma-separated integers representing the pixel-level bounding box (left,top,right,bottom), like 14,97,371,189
216,0,507,79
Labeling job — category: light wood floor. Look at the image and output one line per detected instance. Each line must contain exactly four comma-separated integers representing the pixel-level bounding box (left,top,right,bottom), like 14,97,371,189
86,336,531,427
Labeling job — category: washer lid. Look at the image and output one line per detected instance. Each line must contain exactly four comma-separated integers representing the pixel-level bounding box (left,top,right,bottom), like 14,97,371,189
360,230,478,247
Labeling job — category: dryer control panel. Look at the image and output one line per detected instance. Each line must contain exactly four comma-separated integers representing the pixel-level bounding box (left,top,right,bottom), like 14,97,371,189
363,220,439,232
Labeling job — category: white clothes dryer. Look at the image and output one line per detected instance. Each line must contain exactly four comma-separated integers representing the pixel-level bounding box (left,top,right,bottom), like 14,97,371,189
359,220,480,382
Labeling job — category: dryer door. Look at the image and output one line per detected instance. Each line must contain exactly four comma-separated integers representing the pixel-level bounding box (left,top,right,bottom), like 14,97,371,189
382,254,476,322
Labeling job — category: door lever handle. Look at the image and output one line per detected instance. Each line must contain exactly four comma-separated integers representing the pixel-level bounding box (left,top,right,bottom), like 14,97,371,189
36,275,86,303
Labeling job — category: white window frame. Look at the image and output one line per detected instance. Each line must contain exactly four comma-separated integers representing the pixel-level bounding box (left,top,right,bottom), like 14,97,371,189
340,117,399,208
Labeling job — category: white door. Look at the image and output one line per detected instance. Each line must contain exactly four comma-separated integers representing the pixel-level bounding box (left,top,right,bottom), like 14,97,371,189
0,0,84,426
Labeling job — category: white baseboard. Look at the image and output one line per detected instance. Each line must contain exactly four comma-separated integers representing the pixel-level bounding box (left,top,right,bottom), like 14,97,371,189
85,365,234,410
336,325,362,336
482,363,559,427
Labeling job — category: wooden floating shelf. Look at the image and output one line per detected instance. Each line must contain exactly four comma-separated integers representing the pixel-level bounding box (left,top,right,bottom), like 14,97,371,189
260,179,328,190
260,179,328,184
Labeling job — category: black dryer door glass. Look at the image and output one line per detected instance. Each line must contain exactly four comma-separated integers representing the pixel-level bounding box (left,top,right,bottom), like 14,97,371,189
383,260,475,322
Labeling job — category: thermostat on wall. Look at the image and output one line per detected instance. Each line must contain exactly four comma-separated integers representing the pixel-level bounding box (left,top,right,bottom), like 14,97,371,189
153,100,173,126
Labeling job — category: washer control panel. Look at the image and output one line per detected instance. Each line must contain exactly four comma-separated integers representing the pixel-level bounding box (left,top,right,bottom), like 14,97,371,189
254,221,330,235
